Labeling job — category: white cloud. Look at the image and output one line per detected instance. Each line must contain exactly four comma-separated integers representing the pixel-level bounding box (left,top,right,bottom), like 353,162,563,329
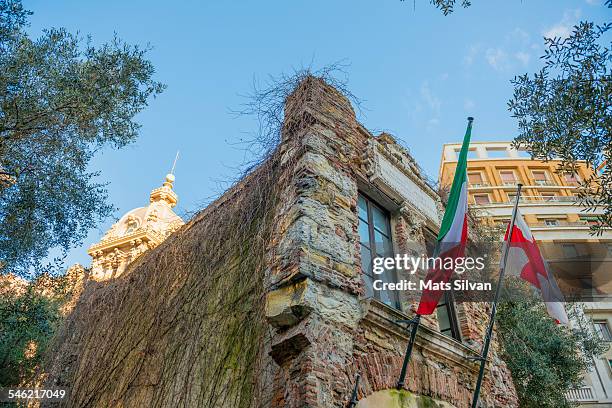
543,9,581,39
544,24,572,39
485,48,509,71
508,28,530,44
586,0,600,5
405,81,442,131
420,82,441,115
463,44,480,66
514,51,531,66
467,28,535,72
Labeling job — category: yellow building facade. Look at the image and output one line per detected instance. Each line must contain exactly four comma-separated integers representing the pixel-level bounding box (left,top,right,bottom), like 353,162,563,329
439,141,603,237
440,140,612,406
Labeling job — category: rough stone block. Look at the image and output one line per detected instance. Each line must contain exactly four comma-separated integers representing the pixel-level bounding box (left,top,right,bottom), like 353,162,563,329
269,332,311,365
265,279,314,328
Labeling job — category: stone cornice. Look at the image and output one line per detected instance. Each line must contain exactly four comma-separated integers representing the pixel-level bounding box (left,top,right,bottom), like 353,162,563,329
365,139,441,227
374,140,439,201
88,229,164,254
360,299,483,372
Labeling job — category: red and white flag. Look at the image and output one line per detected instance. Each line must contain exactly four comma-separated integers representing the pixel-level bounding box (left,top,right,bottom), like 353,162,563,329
504,210,569,324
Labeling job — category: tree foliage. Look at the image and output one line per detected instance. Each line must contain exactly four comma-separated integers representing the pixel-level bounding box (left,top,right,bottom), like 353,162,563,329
421,0,612,15
508,19,612,233
430,0,471,15
0,269,83,387
0,0,165,276
400,0,471,15
497,295,608,408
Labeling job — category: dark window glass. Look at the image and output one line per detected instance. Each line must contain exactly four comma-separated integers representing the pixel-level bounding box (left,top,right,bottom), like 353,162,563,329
436,291,461,341
372,206,389,234
358,195,368,221
358,222,370,247
357,193,400,309
360,245,372,275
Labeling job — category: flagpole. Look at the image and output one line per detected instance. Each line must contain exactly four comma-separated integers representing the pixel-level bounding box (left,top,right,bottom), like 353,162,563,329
395,314,421,389
470,183,523,408
396,116,474,391
347,373,361,408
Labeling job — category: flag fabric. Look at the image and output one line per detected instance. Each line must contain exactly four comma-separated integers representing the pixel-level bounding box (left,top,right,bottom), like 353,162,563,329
504,210,569,324
416,119,472,315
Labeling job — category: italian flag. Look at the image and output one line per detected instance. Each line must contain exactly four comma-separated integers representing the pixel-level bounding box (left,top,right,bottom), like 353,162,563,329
504,210,569,324
416,118,472,315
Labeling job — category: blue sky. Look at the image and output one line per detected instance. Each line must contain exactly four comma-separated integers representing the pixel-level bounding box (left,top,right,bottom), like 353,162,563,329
24,0,609,268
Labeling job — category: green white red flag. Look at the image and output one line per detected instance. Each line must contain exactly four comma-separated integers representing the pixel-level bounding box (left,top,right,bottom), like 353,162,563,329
416,118,472,315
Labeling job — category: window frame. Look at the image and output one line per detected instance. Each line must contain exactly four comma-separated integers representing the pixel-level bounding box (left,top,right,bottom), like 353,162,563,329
473,193,491,205
423,228,462,342
499,169,518,186
563,172,581,185
468,171,486,187
594,320,612,342
358,192,401,309
531,169,550,185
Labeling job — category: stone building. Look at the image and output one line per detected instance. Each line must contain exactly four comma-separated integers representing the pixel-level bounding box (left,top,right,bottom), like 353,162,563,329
87,173,184,280
44,77,517,408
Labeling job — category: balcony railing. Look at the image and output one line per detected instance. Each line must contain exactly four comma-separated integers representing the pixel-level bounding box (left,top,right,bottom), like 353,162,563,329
499,196,578,205
531,221,589,228
467,181,577,189
511,195,578,204
565,386,596,402
533,180,557,186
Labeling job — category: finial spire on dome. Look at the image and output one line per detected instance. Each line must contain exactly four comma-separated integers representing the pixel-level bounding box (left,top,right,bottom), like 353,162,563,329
163,150,179,190
170,150,180,175
150,153,180,207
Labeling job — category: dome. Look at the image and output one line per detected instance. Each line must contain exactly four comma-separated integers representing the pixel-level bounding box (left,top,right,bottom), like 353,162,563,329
88,173,185,280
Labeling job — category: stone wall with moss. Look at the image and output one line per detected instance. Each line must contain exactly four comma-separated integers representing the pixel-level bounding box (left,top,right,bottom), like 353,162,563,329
42,138,298,406
357,389,456,408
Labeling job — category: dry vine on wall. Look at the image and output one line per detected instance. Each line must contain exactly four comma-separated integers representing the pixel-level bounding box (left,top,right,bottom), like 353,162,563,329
43,68,361,408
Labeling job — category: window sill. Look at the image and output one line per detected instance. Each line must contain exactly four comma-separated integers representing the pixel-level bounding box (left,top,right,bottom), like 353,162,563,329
359,298,484,372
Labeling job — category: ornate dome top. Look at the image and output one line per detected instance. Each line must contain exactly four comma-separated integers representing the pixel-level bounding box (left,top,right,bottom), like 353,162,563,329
88,172,184,280
149,173,179,208
98,173,183,243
